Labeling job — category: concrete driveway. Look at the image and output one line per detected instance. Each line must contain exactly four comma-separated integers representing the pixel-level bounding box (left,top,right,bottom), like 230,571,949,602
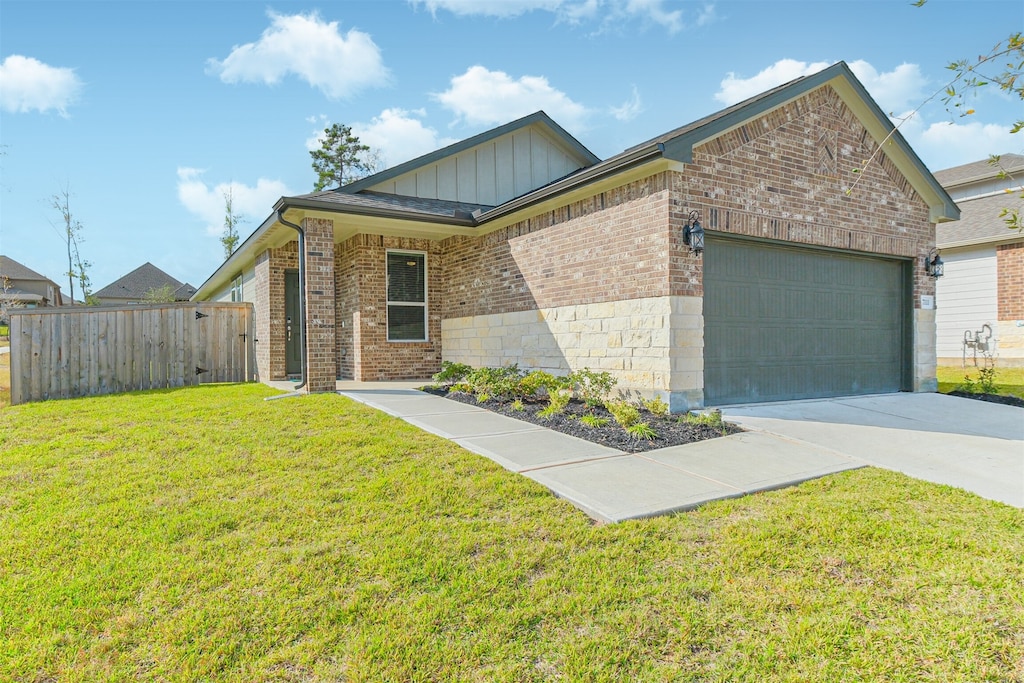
720,393,1024,508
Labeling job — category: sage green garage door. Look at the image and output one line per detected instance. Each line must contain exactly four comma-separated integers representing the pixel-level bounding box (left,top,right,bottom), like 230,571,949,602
703,236,908,405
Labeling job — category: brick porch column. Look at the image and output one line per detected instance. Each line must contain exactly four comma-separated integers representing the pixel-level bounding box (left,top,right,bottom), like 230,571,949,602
302,217,337,392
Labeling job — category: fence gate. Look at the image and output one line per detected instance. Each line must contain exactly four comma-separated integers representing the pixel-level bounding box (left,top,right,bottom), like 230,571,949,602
9,302,255,405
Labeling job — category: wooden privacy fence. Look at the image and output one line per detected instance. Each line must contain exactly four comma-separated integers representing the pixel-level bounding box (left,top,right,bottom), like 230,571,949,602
9,302,255,405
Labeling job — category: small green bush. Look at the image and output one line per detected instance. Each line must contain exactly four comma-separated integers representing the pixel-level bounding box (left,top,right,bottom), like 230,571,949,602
517,370,561,398
959,366,999,395
643,396,669,417
682,409,724,429
579,414,610,428
465,365,524,398
568,368,616,407
476,393,490,403
538,388,572,419
626,421,658,440
606,400,640,428
510,399,525,412
432,361,472,386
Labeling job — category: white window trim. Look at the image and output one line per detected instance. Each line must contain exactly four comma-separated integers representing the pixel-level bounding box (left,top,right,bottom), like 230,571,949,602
230,273,243,302
386,249,428,342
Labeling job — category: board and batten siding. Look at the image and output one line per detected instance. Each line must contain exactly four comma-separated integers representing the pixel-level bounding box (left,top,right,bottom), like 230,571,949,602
935,247,998,361
366,125,584,206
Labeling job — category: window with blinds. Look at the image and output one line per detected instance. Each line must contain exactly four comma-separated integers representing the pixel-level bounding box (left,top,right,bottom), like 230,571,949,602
386,251,427,341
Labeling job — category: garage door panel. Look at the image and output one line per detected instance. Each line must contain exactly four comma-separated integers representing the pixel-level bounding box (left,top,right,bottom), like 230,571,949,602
704,237,907,405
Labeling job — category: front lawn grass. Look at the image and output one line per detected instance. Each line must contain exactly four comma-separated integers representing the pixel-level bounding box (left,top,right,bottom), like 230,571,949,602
1,384,1022,681
937,365,1024,399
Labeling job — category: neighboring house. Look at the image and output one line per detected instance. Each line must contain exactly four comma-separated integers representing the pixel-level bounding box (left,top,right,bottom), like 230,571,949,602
0,255,65,317
93,262,196,306
193,61,957,410
934,154,1024,367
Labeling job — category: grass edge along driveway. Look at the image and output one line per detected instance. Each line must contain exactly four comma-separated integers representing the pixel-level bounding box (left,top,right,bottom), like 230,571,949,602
1,383,1022,682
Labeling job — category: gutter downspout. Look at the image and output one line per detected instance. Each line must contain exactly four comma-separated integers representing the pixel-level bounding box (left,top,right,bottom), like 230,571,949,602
276,210,307,392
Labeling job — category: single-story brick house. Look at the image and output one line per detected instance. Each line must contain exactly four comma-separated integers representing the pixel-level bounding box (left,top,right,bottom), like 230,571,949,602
193,61,958,409
934,154,1024,367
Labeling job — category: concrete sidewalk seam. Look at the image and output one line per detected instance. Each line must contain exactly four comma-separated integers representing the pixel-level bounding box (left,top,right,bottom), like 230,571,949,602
633,452,747,493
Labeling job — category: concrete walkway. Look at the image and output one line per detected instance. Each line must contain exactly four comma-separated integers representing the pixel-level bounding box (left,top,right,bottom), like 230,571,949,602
720,393,1024,509
328,383,860,522
269,381,1022,521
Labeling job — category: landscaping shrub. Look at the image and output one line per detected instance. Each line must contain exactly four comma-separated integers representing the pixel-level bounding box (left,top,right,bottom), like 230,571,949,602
606,400,640,428
568,367,616,407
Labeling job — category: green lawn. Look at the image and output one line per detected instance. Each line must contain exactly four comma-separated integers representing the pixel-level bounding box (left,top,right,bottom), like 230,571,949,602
937,365,1024,399
1,384,1022,682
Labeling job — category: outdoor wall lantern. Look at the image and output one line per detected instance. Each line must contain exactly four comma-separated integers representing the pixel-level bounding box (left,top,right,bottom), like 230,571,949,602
924,248,944,279
683,210,705,255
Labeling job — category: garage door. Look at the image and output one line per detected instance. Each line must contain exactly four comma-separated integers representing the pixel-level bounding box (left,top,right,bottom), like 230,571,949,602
703,236,909,405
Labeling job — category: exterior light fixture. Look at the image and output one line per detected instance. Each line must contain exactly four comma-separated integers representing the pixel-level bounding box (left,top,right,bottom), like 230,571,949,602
683,210,705,255
924,248,944,279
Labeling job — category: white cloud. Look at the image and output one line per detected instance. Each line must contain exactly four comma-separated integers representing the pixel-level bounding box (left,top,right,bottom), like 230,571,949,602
353,109,459,167
177,168,293,237
0,55,82,116
714,59,929,117
413,0,562,17
410,0,691,32
435,65,590,130
715,59,833,105
206,11,389,99
846,60,927,114
610,85,643,121
899,118,1021,172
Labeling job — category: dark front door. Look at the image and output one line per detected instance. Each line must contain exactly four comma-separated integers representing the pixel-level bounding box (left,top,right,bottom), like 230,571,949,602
285,269,302,376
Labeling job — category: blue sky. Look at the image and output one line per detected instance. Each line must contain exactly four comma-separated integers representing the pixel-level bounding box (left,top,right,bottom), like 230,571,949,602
1,0,1021,294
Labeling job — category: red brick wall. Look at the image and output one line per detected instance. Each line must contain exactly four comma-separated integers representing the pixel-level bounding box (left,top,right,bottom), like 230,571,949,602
255,242,298,381
676,87,934,302
439,86,934,326
302,217,337,391
442,175,675,320
334,233,443,380
997,242,1024,319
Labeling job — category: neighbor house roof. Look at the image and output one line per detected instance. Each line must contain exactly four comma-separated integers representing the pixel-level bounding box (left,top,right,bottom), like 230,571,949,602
2,287,45,303
193,61,958,301
0,255,55,283
933,153,1024,189
937,191,1024,249
94,262,193,300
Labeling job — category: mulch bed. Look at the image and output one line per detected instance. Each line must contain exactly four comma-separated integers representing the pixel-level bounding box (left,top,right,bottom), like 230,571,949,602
948,390,1024,409
421,387,742,454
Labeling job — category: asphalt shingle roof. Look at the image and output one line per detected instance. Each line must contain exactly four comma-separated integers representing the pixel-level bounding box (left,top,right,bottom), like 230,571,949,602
933,153,1024,188
93,262,187,300
937,191,1024,247
0,255,53,283
296,189,494,219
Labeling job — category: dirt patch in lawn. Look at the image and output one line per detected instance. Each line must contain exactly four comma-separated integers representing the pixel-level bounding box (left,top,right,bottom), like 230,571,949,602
421,387,742,453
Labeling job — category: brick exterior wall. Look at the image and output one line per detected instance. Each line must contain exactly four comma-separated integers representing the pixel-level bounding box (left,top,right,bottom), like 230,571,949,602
439,88,934,329
269,84,939,389
441,176,676,320
254,242,298,381
302,217,337,392
997,242,1024,320
676,86,934,304
334,233,443,380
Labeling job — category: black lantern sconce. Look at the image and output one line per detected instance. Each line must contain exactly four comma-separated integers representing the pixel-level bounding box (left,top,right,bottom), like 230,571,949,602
924,248,944,279
683,210,705,255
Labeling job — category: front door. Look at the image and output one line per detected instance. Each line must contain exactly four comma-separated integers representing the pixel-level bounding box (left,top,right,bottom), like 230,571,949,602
285,269,302,376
